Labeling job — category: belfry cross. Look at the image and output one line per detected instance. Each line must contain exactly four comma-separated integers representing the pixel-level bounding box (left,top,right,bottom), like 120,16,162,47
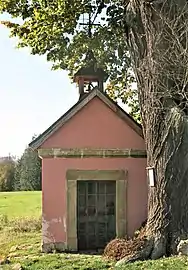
80,11,100,38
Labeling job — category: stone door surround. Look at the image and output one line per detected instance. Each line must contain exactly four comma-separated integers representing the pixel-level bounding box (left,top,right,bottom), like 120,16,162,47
66,169,127,251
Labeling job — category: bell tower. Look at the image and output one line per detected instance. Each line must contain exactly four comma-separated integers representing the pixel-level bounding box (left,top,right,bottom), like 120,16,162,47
73,50,108,99
73,7,108,99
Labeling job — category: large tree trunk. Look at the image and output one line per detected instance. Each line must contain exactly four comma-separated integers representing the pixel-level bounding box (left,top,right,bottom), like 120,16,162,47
125,0,188,259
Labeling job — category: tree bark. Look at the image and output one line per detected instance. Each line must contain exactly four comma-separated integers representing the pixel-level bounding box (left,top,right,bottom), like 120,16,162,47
125,0,188,259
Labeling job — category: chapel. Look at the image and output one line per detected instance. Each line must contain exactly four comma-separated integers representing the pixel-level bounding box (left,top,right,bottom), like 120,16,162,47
29,51,148,252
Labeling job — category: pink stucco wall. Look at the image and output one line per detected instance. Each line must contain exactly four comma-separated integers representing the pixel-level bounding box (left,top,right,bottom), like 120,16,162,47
42,158,148,245
41,97,145,150
40,96,148,247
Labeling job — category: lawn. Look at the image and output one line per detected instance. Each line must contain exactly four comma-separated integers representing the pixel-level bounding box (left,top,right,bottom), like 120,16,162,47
0,191,41,218
1,191,188,269
0,232,114,269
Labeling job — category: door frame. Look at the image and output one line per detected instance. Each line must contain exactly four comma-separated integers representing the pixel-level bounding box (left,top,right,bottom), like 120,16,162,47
66,169,127,251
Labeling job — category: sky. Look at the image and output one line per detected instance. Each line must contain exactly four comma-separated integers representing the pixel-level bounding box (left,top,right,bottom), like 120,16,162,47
0,14,78,158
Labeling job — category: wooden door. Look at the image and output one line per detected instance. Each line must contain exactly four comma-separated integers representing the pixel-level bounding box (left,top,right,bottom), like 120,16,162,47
77,180,116,250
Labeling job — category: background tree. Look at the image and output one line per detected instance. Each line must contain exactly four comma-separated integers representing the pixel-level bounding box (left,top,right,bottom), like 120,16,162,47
14,147,41,191
0,0,140,121
0,157,15,191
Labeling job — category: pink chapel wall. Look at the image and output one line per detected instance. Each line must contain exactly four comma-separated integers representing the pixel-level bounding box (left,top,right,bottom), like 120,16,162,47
41,97,145,150
42,157,148,244
40,96,148,245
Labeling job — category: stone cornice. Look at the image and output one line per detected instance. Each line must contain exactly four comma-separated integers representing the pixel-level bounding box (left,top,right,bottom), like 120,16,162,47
38,148,147,158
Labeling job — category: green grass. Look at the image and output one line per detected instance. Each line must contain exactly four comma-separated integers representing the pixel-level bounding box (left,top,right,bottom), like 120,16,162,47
116,257,188,270
0,191,41,218
0,232,114,269
1,231,188,270
1,191,188,269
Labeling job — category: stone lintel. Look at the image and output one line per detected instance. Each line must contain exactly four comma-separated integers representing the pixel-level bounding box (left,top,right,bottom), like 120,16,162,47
66,169,126,181
38,148,146,158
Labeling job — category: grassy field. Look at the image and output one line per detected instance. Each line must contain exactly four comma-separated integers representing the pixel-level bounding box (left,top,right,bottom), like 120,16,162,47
1,191,188,269
0,191,41,218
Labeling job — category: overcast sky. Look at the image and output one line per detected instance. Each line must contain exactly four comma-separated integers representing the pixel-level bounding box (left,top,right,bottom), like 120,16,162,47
0,13,78,157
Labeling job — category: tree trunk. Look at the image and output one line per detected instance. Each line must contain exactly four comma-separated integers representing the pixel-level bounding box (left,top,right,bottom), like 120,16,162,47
125,0,188,258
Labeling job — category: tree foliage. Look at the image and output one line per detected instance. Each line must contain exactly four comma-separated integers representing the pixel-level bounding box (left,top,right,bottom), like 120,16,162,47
0,158,15,191
14,147,41,191
0,0,139,120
